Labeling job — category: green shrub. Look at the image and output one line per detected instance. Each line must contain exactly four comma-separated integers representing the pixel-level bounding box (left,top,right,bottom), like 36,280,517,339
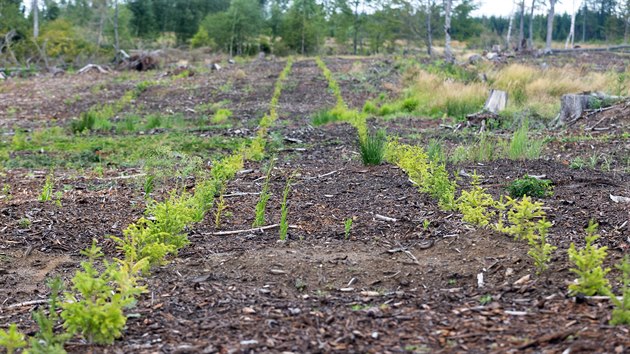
378,103,397,116
568,221,610,296
424,161,457,210
145,114,163,130
607,256,630,325
362,100,378,114
495,195,546,241
212,109,232,124
190,27,216,48
400,97,420,112
312,109,341,126
0,324,26,354
344,218,353,240
526,218,557,274
71,112,96,134
570,156,586,169
359,130,386,166
61,242,138,345
507,175,553,198
456,172,495,226
28,277,72,353
39,172,54,202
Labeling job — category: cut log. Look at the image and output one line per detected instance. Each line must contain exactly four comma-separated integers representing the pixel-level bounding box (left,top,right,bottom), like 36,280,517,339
484,89,508,114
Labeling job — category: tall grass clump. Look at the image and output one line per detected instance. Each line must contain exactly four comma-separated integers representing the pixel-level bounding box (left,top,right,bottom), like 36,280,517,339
509,120,544,160
375,70,486,120
360,130,386,165
253,159,274,227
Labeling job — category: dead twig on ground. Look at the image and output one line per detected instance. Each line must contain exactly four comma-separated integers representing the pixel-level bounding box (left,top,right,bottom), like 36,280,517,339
208,224,299,236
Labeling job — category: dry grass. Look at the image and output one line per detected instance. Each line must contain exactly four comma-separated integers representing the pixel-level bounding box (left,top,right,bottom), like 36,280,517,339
489,64,612,118
403,70,487,119
382,61,625,121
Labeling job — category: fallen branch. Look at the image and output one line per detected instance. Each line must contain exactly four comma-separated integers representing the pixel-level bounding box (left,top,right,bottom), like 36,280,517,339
223,192,262,198
517,329,576,350
375,214,398,222
97,173,146,181
209,224,298,236
78,64,111,74
304,169,341,180
6,299,49,309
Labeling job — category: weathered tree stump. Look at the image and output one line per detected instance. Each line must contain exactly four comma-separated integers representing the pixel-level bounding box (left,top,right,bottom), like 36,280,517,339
556,94,591,125
466,89,508,130
484,89,508,113
552,92,624,127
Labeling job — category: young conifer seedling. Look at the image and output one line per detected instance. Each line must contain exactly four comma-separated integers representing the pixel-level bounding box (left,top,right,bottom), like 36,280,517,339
568,221,610,296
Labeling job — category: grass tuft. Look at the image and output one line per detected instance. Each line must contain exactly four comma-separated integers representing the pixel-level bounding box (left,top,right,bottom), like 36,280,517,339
359,130,386,166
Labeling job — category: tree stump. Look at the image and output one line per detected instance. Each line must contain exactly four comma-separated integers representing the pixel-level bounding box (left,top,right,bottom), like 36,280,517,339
484,89,508,113
466,89,508,131
556,94,591,125
553,92,624,127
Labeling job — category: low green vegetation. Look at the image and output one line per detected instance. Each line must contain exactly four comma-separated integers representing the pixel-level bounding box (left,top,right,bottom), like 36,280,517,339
212,109,233,124
568,221,610,296
568,223,629,324
39,172,54,202
359,130,387,165
1,130,245,169
607,256,630,325
0,324,26,354
456,172,495,227
344,218,353,240
279,174,294,241
253,160,274,227
447,124,545,164
507,175,553,198
1,55,297,352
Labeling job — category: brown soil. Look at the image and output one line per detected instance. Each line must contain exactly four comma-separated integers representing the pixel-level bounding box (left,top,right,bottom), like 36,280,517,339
0,56,629,353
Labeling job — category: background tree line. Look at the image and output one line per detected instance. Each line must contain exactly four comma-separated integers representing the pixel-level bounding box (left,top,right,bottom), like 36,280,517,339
1,0,630,66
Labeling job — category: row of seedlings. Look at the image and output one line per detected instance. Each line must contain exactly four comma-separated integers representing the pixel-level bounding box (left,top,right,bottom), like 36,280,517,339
312,58,628,324
0,58,296,353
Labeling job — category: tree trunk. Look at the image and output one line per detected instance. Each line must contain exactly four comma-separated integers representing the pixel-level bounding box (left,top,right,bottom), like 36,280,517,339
506,5,515,50
518,0,525,51
625,3,630,45
229,9,238,57
528,0,535,49
353,0,359,55
97,7,106,47
443,0,453,63
426,0,433,56
565,0,579,49
114,0,120,55
545,0,556,53
301,1,306,55
582,2,586,42
32,0,39,39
